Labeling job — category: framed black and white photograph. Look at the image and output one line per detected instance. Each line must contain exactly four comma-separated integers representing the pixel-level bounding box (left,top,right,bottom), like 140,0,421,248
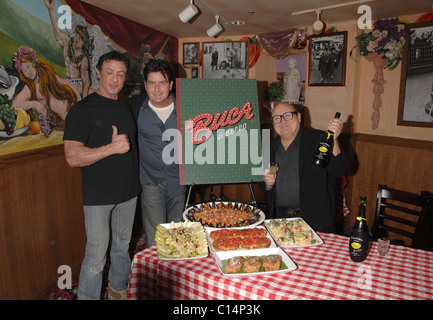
308,31,347,86
191,67,199,78
398,20,433,127
183,42,199,65
202,41,248,79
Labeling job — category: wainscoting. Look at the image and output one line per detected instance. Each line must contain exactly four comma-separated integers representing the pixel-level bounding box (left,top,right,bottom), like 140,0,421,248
0,145,85,300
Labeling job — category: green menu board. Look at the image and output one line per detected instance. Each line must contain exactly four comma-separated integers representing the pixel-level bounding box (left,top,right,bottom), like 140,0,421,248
176,78,264,185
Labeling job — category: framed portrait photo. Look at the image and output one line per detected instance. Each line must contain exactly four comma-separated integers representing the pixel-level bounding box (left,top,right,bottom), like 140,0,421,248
398,20,433,127
202,41,249,79
308,31,347,86
183,42,199,65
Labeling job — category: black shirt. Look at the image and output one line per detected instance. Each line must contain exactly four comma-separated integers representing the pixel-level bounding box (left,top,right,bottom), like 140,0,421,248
275,128,302,208
63,92,141,205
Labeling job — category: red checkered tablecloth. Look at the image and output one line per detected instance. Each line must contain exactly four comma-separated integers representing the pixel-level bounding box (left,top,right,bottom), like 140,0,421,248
127,232,433,300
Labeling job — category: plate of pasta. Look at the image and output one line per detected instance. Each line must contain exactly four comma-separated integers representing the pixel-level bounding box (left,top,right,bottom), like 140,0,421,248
264,218,323,248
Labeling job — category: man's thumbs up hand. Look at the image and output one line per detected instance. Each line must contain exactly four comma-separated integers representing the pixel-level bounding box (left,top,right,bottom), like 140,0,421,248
111,125,130,154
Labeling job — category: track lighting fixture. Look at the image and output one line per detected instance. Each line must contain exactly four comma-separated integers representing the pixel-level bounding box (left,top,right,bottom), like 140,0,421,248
206,15,223,37
312,10,326,35
179,0,226,37
179,0,199,23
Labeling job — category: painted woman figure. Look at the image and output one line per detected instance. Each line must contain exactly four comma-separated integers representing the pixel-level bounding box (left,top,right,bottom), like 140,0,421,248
12,46,80,124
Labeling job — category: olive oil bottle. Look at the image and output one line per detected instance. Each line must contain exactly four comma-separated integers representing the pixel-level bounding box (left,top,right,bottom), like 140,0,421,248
312,112,341,168
349,196,370,262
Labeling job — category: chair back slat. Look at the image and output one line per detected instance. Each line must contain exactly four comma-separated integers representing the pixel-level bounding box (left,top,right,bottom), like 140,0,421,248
378,225,414,239
381,188,424,207
374,184,433,251
378,213,418,228
380,202,421,217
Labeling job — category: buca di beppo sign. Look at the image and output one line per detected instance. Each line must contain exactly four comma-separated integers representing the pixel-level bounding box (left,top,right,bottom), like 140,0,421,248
176,78,266,185
186,102,254,145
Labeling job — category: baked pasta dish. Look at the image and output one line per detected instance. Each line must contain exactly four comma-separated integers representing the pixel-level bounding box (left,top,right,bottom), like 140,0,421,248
266,218,320,246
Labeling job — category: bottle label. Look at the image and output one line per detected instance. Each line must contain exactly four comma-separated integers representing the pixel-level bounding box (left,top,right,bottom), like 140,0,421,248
315,142,331,157
351,242,361,249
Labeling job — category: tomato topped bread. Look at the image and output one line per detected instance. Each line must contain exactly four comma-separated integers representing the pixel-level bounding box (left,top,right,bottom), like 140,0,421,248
209,227,267,241
212,236,271,251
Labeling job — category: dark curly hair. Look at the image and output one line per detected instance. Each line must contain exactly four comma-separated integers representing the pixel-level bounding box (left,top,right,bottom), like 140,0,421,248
143,59,174,83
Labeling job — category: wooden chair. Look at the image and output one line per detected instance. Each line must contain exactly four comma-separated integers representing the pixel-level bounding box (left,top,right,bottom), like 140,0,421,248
373,185,433,251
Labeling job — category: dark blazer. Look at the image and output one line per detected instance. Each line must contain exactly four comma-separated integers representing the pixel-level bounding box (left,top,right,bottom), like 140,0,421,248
128,93,148,121
265,127,348,233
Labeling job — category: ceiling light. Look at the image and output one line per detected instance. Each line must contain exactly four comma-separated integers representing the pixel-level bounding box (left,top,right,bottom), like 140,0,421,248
179,0,199,23
312,10,326,35
207,15,223,37
231,21,245,26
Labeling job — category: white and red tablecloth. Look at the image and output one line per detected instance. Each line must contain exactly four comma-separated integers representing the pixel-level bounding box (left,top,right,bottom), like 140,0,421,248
127,232,433,300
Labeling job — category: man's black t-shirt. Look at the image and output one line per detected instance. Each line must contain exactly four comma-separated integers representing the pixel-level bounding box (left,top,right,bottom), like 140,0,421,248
63,92,141,205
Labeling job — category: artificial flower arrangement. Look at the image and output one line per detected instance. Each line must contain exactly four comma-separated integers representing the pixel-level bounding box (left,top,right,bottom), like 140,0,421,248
356,18,406,70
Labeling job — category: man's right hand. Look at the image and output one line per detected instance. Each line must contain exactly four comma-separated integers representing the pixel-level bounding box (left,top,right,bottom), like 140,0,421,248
263,168,277,191
111,125,130,154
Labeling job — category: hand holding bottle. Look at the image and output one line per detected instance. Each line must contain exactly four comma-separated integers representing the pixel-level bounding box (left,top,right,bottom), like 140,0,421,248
312,112,341,168
328,116,343,157
327,116,343,141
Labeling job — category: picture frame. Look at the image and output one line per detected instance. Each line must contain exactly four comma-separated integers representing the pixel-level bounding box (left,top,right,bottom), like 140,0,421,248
398,20,433,127
202,41,249,79
308,31,347,86
191,67,199,78
183,42,199,65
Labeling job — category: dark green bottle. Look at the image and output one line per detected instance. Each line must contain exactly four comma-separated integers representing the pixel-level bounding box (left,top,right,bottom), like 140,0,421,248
349,196,370,262
312,112,341,168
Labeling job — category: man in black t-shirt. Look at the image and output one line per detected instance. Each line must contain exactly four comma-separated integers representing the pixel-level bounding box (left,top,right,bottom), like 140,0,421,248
63,51,141,300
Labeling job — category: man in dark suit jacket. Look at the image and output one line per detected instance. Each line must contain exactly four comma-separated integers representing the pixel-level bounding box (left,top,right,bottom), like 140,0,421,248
263,102,347,233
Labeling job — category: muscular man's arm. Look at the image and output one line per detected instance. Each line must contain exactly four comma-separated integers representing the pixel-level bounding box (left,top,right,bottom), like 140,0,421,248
44,0,69,46
64,126,130,168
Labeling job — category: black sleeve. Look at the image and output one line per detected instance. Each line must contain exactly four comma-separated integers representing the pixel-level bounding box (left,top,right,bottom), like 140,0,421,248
63,104,89,144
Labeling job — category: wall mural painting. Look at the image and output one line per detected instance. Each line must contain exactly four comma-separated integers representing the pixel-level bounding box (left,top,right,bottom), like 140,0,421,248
0,0,178,156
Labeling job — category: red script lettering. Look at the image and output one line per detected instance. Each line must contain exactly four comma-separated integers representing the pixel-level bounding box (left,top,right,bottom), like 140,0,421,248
186,102,254,145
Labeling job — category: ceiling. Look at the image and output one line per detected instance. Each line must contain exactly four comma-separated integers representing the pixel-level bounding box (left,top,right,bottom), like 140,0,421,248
81,0,433,38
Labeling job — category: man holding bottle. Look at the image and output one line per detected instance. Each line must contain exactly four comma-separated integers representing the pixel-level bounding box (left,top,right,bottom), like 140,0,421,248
263,102,347,233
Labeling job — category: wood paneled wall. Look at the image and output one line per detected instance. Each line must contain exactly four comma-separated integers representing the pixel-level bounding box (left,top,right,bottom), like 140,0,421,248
0,145,86,300
344,134,433,236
